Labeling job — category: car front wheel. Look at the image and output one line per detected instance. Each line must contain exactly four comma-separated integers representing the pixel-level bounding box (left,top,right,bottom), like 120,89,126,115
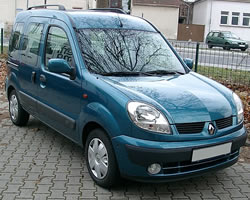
224,43,230,50
85,128,120,188
9,90,29,126
207,42,213,49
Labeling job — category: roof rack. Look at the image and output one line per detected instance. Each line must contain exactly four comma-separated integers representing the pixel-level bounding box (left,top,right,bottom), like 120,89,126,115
88,8,127,14
27,4,66,11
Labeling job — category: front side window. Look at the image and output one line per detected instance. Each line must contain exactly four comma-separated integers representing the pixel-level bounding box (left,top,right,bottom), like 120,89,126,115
21,23,44,66
218,33,224,38
9,23,24,57
220,11,229,25
222,32,239,39
243,13,250,26
231,12,240,25
77,29,186,75
45,26,74,70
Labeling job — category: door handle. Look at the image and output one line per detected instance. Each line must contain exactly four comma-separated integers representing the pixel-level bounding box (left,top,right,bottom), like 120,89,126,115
40,74,46,83
31,71,36,83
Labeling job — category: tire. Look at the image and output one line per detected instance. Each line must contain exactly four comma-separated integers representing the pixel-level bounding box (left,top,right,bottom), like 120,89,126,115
207,42,213,49
9,90,29,126
224,43,230,51
85,128,120,188
241,48,246,52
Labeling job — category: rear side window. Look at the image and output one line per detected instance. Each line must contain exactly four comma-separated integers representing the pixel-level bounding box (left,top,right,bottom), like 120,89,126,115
9,23,24,58
212,32,219,37
45,26,74,70
21,23,44,66
207,32,213,37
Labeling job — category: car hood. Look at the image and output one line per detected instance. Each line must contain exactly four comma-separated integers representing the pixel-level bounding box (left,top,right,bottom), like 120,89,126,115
100,72,234,124
227,38,246,43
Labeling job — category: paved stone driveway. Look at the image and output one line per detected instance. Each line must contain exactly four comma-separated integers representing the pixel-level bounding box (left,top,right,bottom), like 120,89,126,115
0,90,250,200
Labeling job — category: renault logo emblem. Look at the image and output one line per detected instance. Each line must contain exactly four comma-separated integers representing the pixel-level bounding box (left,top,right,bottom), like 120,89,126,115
208,123,215,135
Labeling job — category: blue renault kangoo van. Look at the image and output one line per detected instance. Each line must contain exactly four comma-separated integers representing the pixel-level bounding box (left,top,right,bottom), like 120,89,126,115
5,5,247,187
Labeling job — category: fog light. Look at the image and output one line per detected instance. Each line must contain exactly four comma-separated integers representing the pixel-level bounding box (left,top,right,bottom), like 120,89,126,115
147,163,161,175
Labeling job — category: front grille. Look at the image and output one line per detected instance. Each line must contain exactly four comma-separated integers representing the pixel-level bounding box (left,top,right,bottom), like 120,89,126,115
162,150,239,174
176,122,205,134
215,116,233,130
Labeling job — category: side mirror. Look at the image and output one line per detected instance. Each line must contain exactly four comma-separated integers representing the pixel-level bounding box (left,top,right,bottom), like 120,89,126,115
183,58,193,69
48,58,76,80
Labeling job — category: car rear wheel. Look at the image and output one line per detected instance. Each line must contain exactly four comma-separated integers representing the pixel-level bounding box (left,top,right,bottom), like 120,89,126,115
9,90,29,126
85,128,120,188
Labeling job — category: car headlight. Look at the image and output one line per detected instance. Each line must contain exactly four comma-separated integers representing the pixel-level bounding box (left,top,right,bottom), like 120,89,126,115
233,93,244,123
127,102,171,134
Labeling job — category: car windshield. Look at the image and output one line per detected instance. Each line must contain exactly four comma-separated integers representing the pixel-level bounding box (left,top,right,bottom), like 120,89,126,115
77,29,185,75
223,32,239,39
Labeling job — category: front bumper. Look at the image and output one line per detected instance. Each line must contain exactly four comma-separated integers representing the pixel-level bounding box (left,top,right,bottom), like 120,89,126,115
229,43,248,49
112,124,247,182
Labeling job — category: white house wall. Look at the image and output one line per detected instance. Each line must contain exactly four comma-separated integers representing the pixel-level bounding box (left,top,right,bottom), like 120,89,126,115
131,5,179,39
192,0,211,39
210,1,250,41
122,0,129,12
193,0,250,42
0,0,92,25
0,0,16,25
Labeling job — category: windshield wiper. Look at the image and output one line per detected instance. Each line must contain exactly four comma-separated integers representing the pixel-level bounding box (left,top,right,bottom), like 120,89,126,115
99,71,154,76
100,72,140,76
145,70,185,75
98,70,184,77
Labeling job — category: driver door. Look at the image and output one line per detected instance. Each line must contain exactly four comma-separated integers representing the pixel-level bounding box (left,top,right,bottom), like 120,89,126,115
36,20,82,140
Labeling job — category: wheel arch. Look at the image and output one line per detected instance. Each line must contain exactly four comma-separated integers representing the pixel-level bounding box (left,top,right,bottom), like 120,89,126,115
79,101,126,147
82,121,105,147
7,85,16,100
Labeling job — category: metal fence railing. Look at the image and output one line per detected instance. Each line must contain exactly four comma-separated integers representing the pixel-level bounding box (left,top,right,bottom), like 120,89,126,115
1,29,250,86
0,28,3,54
170,40,250,86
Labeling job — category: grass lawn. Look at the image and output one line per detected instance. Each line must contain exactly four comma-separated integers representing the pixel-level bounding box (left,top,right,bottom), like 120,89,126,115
197,65,250,86
0,46,8,59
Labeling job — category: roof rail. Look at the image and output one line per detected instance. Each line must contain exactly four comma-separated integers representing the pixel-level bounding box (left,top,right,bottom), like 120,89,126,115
88,8,127,14
27,4,66,11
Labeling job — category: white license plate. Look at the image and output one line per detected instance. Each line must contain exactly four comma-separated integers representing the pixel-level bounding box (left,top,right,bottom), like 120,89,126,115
239,45,245,47
192,142,232,162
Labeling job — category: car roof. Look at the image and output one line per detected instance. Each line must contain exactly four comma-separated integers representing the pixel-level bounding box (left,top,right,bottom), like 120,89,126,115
15,9,156,32
210,31,231,33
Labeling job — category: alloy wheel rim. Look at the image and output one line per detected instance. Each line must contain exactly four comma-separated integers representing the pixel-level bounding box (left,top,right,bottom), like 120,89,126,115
88,138,108,179
10,95,18,121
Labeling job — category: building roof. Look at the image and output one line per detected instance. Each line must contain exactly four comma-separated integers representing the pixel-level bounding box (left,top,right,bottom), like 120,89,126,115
133,0,181,7
194,0,250,4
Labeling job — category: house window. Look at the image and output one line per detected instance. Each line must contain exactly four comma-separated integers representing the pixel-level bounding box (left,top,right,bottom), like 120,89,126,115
243,13,250,26
231,12,240,25
220,11,229,24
